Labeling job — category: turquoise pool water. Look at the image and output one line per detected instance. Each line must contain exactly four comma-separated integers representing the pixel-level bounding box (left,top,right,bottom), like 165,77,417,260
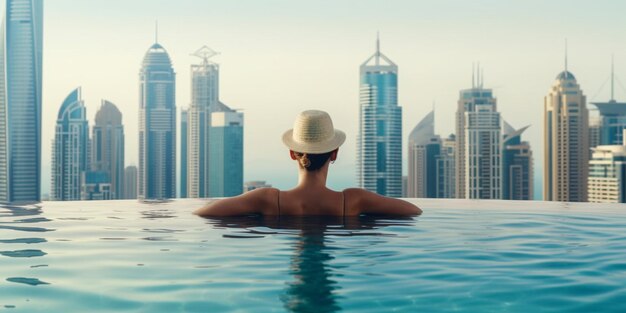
1,199,625,312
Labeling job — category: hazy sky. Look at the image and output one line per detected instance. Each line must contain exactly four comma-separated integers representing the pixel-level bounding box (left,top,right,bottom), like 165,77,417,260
37,0,626,198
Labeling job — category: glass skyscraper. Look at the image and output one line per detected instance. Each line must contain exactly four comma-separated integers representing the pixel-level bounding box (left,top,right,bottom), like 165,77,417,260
456,70,502,199
436,134,456,199
138,42,176,200
180,108,188,198
184,46,244,198
502,123,533,200
91,100,124,199
186,46,219,198
0,0,43,203
209,109,244,197
591,58,626,146
407,111,441,198
357,37,402,197
52,88,89,201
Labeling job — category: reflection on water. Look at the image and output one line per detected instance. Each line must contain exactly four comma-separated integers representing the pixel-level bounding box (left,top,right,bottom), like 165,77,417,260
0,204,51,288
205,215,417,313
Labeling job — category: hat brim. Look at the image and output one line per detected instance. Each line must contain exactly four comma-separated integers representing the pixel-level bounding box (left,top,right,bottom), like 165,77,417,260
282,129,346,154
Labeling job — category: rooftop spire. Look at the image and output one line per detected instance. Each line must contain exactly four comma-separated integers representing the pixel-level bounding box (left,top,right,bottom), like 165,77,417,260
564,38,568,73
611,54,615,101
472,63,475,88
376,31,380,66
155,20,159,43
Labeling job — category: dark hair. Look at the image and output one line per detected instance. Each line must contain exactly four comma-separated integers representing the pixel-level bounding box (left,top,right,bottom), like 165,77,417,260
293,151,334,171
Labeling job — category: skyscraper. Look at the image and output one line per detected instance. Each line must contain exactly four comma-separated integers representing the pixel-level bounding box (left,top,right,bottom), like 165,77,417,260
180,108,188,198
591,57,626,146
51,88,89,201
588,142,626,203
436,134,456,199
456,68,501,199
357,36,402,197
138,41,176,200
0,0,43,203
502,123,533,200
407,111,441,198
544,58,589,202
186,46,219,198
209,108,244,197
123,165,137,199
91,100,124,199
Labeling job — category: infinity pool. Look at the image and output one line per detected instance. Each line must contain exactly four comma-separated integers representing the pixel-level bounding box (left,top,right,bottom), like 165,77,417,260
1,199,625,312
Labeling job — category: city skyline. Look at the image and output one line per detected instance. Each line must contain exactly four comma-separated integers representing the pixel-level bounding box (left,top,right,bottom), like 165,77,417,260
32,1,626,199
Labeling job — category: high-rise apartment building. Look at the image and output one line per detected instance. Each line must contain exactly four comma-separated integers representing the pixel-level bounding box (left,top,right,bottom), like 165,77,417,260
180,109,188,198
407,111,441,198
91,100,124,199
357,37,402,197
123,165,137,199
591,58,626,146
456,69,501,199
436,134,456,199
502,123,533,200
0,0,43,203
544,63,589,202
51,88,89,201
138,41,176,200
184,46,244,198
209,108,243,197
588,142,626,203
81,171,111,200
186,46,219,198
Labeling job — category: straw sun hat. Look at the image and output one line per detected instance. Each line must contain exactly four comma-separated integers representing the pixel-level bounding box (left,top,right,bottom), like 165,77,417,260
282,110,346,154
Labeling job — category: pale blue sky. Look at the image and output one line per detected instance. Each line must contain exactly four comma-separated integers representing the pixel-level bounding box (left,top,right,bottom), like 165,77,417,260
38,0,626,198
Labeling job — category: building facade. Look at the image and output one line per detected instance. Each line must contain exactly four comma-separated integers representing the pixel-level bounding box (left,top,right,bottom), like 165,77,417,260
180,109,188,198
591,60,626,146
436,134,456,199
544,70,589,202
588,144,626,203
456,72,502,199
52,88,89,201
123,165,137,199
91,100,124,199
186,46,219,198
407,111,441,198
209,109,244,197
502,125,533,200
0,0,43,203
138,42,176,200
81,171,112,200
357,37,402,197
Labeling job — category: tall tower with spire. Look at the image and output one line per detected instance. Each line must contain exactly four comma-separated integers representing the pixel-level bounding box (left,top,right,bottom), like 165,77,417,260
544,46,589,202
591,56,626,145
357,35,402,197
138,34,176,200
0,0,43,203
455,65,502,199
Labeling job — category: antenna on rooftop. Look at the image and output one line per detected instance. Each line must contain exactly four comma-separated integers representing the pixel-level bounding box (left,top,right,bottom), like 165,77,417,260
611,54,615,101
376,31,380,66
472,63,475,88
564,38,568,73
155,20,159,43
191,45,219,65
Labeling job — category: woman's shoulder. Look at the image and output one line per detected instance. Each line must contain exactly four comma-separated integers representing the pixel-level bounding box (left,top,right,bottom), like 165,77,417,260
245,187,279,201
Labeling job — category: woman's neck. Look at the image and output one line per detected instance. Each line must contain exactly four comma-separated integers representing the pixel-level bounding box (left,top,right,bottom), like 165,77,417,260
297,166,329,189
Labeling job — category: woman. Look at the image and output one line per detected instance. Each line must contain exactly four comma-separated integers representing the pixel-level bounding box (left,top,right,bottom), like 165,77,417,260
194,110,421,217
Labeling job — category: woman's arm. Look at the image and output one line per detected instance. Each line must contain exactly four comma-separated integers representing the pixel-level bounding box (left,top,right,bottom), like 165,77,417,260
344,188,422,216
193,188,278,217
